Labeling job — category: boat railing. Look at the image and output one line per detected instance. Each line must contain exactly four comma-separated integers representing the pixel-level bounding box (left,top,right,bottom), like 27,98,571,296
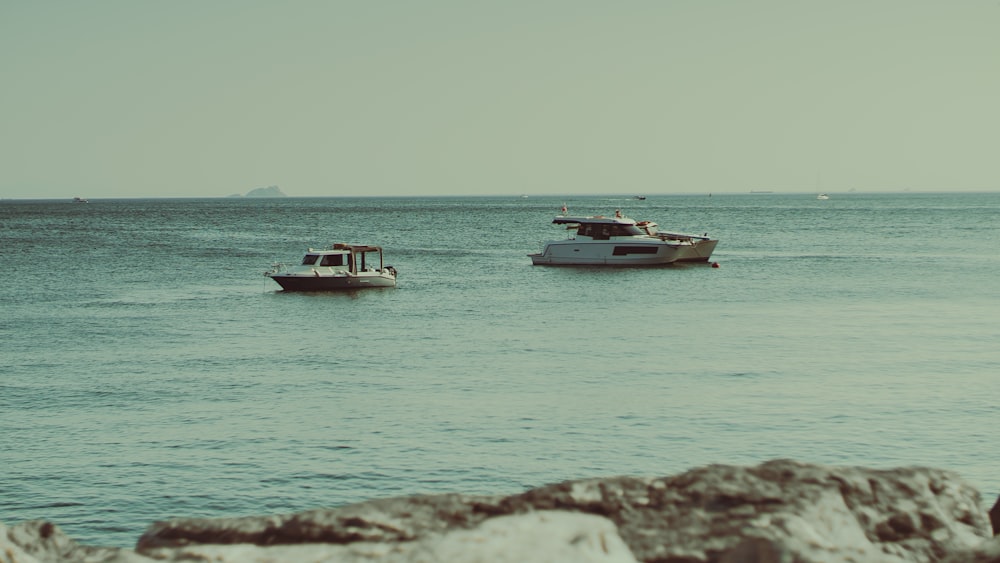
657,232,712,242
264,263,286,276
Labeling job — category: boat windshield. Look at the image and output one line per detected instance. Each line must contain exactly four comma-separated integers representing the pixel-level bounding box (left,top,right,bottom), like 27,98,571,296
301,254,320,265
320,254,344,267
577,223,645,239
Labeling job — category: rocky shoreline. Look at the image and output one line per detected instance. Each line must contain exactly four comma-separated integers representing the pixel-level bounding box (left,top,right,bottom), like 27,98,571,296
4,459,999,562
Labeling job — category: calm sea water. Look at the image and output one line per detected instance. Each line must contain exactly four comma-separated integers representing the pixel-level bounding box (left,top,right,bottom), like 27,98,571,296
2,192,998,547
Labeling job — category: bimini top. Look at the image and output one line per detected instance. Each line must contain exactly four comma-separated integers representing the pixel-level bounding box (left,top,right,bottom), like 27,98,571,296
307,243,383,253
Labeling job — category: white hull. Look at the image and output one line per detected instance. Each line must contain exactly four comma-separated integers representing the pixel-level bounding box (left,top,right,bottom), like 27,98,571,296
673,239,718,262
529,239,716,266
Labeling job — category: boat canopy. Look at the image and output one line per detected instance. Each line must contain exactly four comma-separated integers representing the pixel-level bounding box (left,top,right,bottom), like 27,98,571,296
339,244,383,253
308,243,384,253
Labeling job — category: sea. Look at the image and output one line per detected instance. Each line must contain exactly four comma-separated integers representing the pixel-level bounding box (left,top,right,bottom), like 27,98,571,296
2,192,998,548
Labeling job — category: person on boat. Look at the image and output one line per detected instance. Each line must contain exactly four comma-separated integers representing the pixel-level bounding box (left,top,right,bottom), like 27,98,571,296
615,209,623,218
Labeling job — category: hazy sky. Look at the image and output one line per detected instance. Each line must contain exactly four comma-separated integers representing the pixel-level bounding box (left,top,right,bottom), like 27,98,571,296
2,1,998,198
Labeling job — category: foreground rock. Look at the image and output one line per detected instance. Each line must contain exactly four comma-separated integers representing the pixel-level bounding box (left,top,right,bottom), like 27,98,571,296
3,460,998,562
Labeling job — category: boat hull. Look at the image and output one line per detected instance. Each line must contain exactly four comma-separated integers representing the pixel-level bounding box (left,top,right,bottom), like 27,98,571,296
529,239,717,266
530,241,673,266
673,239,718,263
268,273,396,291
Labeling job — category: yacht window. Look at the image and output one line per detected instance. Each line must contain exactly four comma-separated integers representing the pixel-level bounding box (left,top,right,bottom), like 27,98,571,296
611,224,645,236
579,224,610,240
578,223,642,239
320,254,344,267
613,246,659,255
301,254,320,265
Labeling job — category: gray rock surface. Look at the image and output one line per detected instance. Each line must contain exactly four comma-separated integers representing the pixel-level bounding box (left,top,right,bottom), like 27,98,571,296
990,495,1000,535
3,460,996,562
229,185,286,197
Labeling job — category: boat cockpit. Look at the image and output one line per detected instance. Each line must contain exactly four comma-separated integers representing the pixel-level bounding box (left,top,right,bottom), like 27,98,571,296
575,222,646,240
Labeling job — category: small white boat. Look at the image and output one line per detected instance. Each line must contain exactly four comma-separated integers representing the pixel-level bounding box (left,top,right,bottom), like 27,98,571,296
72,197,89,203
265,244,397,291
817,193,830,200
528,213,717,266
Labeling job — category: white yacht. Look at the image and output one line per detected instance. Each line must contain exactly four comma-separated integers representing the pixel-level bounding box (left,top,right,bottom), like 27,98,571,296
265,244,397,291
528,213,717,266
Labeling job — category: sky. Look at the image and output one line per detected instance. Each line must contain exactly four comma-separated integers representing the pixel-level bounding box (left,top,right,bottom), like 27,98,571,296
2,0,998,199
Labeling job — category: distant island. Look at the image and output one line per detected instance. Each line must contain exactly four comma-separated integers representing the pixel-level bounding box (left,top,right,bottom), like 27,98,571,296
229,185,287,198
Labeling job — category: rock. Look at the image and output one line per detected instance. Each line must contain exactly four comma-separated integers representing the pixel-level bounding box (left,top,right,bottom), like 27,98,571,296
0,520,147,563
138,512,637,563
943,534,1000,562
486,460,992,562
990,495,1000,535
3,460,995,562
231,185,286,197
